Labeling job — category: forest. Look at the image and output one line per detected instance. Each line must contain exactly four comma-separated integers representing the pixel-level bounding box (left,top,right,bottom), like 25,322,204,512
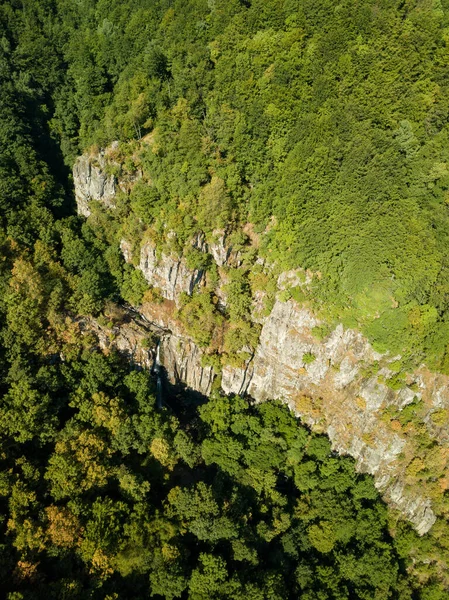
1,0,449,598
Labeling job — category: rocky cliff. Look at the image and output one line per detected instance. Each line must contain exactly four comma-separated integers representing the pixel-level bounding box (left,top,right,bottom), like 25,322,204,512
73,150,449,536
73,149,117,217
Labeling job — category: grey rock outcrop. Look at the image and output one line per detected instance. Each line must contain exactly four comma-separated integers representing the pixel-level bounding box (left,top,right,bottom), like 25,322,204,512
209,229,231,266
78,315,152,370
138,301,217,397
220,299,437,534
91,295,438,534
73,153,116,217
161,335,215,396
138,242,205,306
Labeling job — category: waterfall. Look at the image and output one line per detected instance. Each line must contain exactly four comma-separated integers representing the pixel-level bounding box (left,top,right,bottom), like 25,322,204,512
153,340,163,409
155,342,161,371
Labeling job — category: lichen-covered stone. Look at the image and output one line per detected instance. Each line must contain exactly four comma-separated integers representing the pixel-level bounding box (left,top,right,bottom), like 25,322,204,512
209,229,231,266
73,153,116,217
138,242,205,306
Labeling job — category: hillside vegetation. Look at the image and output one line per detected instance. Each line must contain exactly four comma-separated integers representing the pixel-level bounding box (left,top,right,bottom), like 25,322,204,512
46,0,449,370
4,0,449,365
1,0,449,597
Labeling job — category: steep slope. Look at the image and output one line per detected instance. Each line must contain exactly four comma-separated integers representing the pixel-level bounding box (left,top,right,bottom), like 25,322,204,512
74,149,449,546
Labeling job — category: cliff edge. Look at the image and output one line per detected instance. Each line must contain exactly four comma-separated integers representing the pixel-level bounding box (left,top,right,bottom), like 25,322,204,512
73,149,449,537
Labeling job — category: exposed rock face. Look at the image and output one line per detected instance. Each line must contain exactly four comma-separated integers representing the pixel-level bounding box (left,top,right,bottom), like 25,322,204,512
73,152,116,217
162,335,215,396
209,229,231,266
78,315,152,370
74,148,449,536
138,241,205,307
92,294,441,534
138,299,216,397
87,311,215,397
218,300,437,534
122,231,236,307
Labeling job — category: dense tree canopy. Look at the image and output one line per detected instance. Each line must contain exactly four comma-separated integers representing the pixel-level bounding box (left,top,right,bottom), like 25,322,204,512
5,0,449,365
2,0,449,598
